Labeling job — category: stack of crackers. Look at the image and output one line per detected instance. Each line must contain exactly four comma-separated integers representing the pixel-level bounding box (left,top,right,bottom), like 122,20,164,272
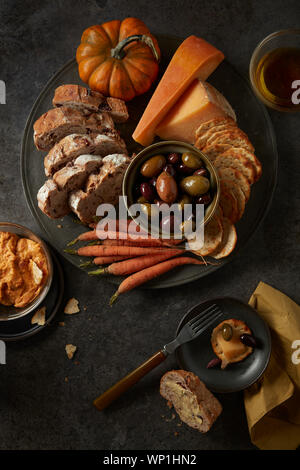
191,117,262,259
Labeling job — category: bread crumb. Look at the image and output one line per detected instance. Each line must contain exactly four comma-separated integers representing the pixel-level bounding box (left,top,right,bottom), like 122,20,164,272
162,413,176,423
64,298,80,314
31,306,46,326
177,422,182,427
65,344,77,359
58,321,65,326
65,377,69,383
167,400,173,409
83,306,87,311
57,224,63,229
174,432,179,437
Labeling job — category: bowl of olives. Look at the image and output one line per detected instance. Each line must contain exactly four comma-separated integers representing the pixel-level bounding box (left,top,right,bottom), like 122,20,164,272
122,141,220,237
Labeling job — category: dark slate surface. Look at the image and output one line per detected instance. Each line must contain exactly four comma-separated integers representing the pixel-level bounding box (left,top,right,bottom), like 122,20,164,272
0,0,299,450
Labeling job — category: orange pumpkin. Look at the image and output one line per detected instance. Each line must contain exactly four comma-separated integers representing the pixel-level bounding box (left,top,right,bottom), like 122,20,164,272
76,17,161,101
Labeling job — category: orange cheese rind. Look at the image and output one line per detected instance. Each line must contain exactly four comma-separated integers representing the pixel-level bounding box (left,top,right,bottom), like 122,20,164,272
132,35,224,146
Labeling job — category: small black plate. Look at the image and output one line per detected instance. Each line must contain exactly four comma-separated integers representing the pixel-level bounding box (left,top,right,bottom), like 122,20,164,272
0,249,64,341
175,297,271,393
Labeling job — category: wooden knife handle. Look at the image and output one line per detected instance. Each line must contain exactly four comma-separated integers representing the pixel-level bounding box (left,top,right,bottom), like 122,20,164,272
93,350,166,411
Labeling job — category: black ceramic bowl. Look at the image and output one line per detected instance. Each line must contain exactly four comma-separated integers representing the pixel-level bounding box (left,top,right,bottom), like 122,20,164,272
175,297,271,393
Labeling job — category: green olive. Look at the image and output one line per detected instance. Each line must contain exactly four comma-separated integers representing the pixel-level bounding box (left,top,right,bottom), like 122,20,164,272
180,175,210,197
221,323,233,341
182,152,203,170
177,194,192,211
140,155,166,178
139,201,159,218
140,202,152,217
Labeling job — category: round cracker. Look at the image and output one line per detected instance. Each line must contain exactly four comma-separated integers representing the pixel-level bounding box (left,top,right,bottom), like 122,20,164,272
211,217,237,259
219,188,239,223
201,143,233,161
190,215,223,256
214,153,256,185
195,117,236,139
207,129,254,152
220,179,246,221
205,127,249,148
195,122,237,149
217,167,251,202
221,147,262,182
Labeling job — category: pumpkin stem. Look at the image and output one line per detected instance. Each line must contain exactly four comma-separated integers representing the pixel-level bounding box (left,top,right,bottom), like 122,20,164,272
111,34,159,61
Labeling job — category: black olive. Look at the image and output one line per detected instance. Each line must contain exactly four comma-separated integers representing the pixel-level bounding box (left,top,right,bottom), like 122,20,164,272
206,358,222,369
240,334,257,347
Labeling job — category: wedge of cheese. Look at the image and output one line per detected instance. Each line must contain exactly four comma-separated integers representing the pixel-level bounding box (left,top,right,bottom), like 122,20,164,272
156,80,236,144
132,36,224,146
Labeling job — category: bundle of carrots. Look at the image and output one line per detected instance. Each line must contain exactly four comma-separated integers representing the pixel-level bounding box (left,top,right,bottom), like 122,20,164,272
65,219,209,305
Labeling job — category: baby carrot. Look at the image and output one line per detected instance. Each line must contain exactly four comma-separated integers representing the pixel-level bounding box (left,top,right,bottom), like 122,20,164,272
89,219,147,234
77,229,149,241
101,238,182,248
75,245,182,258
76,230,183,245
110,257,205,305
93,255,132,265
89,251,180,276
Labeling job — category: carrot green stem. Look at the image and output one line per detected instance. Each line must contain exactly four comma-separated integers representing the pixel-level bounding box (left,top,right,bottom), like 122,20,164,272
64,248,77,254
109,291,119,306
86,240,101,246
88,268,105,276
79,261,93,268
67,237,79,247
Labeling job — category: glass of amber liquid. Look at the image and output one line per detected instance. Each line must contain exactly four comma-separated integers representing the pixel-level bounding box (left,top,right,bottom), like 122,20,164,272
250,29,300,112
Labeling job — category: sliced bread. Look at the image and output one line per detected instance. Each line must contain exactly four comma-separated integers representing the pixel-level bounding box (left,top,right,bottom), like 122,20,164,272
44,132,127,176
37,179,70,219
69,154,129,224
52,84,129,123
160,370,222,433
53,155,103,192
34,106,114,151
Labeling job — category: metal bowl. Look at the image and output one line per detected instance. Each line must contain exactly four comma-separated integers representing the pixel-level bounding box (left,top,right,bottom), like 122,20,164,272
122,140,220,236
0,222,53,321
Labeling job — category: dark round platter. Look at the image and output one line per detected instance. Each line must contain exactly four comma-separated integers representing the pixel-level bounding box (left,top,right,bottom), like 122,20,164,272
21,34,278,288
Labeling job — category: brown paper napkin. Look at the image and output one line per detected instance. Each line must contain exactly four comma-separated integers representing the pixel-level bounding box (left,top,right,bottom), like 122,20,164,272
244,281,300,450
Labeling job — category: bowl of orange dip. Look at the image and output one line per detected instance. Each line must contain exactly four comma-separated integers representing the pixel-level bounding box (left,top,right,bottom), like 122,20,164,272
0,222,53,321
